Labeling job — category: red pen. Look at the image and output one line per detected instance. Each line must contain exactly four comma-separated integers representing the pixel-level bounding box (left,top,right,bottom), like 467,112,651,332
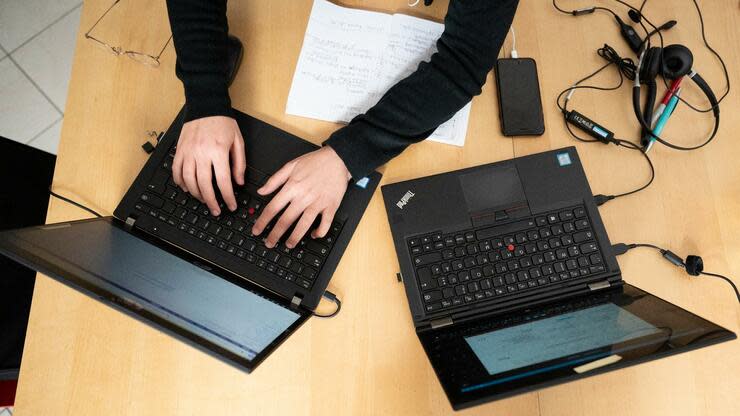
651,76,684,127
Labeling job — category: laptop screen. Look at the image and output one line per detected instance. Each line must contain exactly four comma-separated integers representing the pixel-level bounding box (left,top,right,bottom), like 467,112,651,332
418,285,735,409
0,219,305,369
464,303,659,377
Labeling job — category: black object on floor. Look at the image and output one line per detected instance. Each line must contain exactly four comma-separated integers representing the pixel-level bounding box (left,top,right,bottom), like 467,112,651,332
0,137,56,380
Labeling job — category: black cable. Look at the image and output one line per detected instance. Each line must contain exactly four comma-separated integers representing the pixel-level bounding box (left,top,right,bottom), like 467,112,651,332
557,45,636,114
612,243,739,303
49,187,103,218
556,45,654,205
637,0,647,18
684,0,730,111
700,272,740,304
600,44,637,80
312,290,342,318
625,242,662,251
591,138,655,206
552,1,619,18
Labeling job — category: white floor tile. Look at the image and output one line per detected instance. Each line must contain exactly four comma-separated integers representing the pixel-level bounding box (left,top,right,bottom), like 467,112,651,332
27,117,63,155
0,59,61,143
0,0,81,51
13,6,81,111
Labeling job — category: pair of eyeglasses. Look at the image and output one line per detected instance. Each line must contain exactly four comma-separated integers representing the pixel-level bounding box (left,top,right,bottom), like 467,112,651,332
85,0,172,67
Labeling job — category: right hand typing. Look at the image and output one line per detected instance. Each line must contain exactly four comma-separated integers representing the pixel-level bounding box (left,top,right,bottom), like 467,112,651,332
172,116,247,216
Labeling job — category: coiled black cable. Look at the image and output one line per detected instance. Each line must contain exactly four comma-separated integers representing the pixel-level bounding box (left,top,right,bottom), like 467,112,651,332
556,45,654,206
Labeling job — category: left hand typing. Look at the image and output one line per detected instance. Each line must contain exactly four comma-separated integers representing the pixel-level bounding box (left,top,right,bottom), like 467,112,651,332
251,146,352,248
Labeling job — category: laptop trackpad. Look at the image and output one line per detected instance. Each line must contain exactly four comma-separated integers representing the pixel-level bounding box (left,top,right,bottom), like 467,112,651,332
459,165,528,224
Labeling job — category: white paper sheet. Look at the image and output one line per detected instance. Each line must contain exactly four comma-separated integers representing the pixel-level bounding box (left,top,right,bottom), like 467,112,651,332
286,0,471,147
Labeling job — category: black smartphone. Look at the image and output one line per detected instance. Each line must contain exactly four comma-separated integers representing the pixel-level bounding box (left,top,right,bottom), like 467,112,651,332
494,58,545,136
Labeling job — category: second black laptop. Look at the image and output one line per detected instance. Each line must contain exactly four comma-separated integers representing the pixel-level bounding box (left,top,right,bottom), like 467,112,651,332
382,147,735,409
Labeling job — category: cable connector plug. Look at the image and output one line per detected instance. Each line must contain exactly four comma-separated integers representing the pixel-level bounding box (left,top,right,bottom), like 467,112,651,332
312,290,342,318
594,194,615,206
611,243,633,256
661,250,686,268
573,7,596,16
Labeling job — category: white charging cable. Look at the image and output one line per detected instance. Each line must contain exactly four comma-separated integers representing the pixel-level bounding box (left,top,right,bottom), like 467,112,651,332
510,26,518,58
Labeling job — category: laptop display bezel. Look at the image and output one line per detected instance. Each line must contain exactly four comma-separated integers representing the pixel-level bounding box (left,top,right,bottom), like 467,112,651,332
0,217,311,373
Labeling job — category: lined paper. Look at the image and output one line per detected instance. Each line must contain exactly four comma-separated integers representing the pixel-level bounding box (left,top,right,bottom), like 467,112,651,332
286,0,471,147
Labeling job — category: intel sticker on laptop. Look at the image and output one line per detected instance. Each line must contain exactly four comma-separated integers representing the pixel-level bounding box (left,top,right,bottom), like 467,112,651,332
355,177,370,189
556,152,572,167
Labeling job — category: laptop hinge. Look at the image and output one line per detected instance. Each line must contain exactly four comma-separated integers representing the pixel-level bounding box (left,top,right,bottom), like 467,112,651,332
429,317,453,329
125,216,137,230
290,295,303,310
588,280,611,291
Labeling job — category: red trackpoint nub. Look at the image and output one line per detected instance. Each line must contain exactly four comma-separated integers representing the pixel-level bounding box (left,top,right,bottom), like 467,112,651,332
507,244,515,252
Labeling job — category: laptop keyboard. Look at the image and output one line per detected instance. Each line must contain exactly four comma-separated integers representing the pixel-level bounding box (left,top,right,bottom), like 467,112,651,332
132,146,343,291
409,205,605,313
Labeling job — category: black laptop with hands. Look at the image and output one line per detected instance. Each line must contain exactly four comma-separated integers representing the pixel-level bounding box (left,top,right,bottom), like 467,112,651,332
382,147,735,410
0,108,381,372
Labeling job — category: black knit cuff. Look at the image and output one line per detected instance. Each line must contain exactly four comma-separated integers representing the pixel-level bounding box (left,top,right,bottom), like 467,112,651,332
182,83,233,122
324,124,384,181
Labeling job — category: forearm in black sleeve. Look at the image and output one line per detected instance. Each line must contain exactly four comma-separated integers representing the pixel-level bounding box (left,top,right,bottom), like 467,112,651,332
166,0,232,122
324,0,519,180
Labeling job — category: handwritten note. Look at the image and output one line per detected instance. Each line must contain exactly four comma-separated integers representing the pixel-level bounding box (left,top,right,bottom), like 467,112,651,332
286,0,471,147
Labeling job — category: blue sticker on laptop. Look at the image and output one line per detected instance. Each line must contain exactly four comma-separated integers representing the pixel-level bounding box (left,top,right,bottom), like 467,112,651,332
355,177,370,189
556,152,572,167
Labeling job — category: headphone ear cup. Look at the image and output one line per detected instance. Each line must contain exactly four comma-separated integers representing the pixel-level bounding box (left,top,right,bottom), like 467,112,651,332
685,255,704,276
640,47,662,82
661,44,694,79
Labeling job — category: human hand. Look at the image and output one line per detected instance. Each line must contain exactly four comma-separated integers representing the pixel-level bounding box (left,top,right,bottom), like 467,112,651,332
251,146,351,249
172,116,246,216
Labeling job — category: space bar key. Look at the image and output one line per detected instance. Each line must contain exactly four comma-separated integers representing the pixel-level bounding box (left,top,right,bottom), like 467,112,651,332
476,219,536,240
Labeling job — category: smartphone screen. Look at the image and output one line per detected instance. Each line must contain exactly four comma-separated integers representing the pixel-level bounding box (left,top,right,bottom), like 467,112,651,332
495,58,545,136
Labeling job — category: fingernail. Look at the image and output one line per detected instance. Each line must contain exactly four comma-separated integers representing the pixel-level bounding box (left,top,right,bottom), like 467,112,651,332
213,209,220,216
230,204,237,212
286,242,295,249
265,241,274,248
252,227,260,236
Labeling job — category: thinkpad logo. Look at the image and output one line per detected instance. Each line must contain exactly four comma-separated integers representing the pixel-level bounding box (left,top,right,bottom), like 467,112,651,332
396,190,415,209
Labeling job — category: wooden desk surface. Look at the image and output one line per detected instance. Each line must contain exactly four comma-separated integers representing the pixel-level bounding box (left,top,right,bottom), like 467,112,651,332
15,1,739,414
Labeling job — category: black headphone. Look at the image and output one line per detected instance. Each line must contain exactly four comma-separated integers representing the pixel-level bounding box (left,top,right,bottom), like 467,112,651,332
554,1,723,151
633,43,720,149
612,6,721,150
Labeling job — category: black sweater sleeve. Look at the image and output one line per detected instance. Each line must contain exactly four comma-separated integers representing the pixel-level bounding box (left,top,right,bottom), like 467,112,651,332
166,0,232,122
165,0,518,178
324,0,519,179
